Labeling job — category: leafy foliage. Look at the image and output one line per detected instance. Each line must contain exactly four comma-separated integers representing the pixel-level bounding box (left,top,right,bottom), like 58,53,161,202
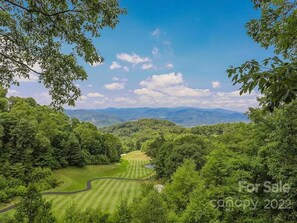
102,119,185,152
0,0,126,108
227,0,297,111
0,90,122,203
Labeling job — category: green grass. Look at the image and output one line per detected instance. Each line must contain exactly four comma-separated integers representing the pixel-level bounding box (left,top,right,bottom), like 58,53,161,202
47,160,128,192
45,151,153,218
0,151,154,221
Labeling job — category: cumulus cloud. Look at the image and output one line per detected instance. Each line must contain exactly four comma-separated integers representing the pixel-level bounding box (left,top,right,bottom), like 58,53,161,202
15,63,42,83
216,90,257,98
117,53,151,64
135,72,211,99
93,97,109,105
104,82,125,90
109,61,121,70
34,91,51,105
113,97,136,104
166,63,173,69
80,95,88,100
17,72,39,83
87,92,104,98
140,72,184,89
212,81,221,89
134,88,164,97
141,63,154,70
162,87,211,97
89,61,103,67
151,28,160,37
7,89,20,96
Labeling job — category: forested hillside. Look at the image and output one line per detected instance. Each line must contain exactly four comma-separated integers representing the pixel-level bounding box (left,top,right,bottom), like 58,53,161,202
103,102,297,223
0,88,122,205
101,119,185,151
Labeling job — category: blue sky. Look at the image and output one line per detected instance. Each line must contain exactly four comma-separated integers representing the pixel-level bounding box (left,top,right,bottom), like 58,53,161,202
9,0,274,111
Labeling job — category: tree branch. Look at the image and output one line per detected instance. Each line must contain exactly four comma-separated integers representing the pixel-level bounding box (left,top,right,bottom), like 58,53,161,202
0,52,43,75
4,0,89,17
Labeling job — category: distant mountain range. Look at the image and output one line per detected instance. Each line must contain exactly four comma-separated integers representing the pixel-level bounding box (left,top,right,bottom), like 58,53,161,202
65,107,249,127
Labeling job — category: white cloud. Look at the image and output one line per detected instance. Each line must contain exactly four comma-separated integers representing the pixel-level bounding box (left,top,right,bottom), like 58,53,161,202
87,92,104,98
117,53,151,64
140,72,184,89
166,63,173,69
89,61,103,67
141,63,153,70
112,77,120,81
216,90,257,98
16,63,41,83
7,89,20,96
212,81,221,89
134,88,164,97
80,95,88,100
113,97,136,104
109,61,121,70
17,72,39,83
34,91,51,105
152,47,160,57
104,82,125,90
162,86,211,97
123,66,130,72
88,84,93,87
151,28,160,37
136,72,211,99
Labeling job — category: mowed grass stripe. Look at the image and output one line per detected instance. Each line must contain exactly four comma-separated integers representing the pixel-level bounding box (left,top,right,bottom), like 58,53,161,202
100,179,122,212
125,158,134,178
127,181,139,204
77,179,113,211
104,181,126,213
92,180,113,210
124,158,134,178
46,194,65,212
50,195,70,213
39,151,155,218
132,159,138,178
83,179,115,211
138,159,144,178
92,179,120,211
135,159,139,178
120,178,134,203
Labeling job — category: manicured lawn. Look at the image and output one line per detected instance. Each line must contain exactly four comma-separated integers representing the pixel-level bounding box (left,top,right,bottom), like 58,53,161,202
47,160,128,192
44,151,153,218
0,151,154,221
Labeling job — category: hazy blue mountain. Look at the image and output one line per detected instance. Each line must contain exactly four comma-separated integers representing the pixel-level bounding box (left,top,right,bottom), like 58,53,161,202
65,107,249,127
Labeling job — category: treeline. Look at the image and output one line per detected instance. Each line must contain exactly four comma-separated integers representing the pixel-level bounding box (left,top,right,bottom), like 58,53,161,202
0,88,122,204
102,118,239,153
102,119,185,152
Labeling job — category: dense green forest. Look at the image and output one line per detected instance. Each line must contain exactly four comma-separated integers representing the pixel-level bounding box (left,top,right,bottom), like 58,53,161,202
0,88,122,205
2,97,297,222
102,119,185,151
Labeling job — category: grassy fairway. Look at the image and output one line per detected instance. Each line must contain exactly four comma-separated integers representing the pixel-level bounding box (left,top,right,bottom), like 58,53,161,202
44,151,153,217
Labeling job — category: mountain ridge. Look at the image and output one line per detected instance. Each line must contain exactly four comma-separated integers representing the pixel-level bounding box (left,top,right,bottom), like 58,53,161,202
65,107,248,127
